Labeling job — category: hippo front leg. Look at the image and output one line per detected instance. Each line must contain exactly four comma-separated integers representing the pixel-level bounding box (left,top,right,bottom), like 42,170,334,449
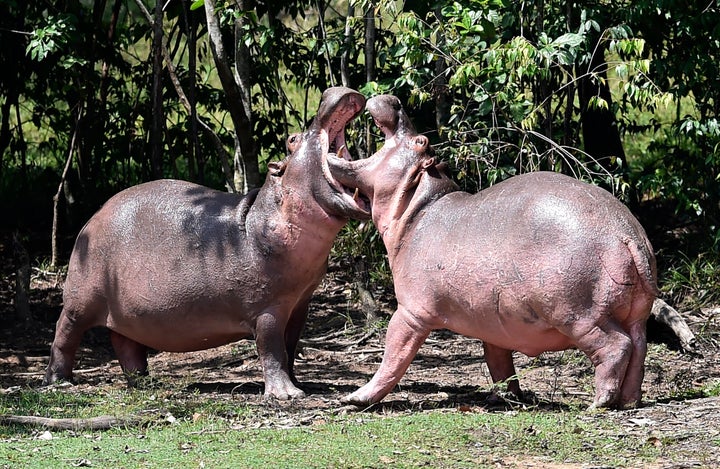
342,307,431,406
44,307,94,385
255,311,305,400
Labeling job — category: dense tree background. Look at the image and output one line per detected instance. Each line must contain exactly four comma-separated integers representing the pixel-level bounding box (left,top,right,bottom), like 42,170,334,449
1,0,719,313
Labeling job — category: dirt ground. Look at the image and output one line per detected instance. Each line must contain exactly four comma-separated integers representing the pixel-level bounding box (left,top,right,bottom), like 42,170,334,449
1,263,720,467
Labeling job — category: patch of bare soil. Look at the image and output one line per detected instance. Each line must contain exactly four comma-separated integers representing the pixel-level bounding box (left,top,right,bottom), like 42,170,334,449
1,265,720,468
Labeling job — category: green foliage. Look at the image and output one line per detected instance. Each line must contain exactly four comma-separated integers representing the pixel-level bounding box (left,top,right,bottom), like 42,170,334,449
2,0,720,299
25,15,74,62
333,220,393,287
705,379,720,398
367,2,665,190
662,249,720,310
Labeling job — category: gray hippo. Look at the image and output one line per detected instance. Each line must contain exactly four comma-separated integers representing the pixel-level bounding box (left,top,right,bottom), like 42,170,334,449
44,87,370,400
326,95,658,409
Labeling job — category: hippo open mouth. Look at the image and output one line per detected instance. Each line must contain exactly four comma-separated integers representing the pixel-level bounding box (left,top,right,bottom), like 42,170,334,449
319,90,371,217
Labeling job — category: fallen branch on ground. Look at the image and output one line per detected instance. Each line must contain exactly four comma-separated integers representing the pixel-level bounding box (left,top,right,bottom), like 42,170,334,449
0,414,141,430
651,298,697,353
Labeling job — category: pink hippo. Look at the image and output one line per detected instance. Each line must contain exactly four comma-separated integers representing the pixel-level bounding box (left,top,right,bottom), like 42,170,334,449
44,87,370,399
326,94,658,409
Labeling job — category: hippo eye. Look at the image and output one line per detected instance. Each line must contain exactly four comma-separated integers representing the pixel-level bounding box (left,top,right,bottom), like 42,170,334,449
287,134,301,153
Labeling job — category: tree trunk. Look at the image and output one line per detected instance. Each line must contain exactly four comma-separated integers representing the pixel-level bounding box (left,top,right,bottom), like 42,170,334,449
0,414,140,430
13,231,31,323
183,0,199,183
364,5,376,154
15,99,27,183
355,9,380,326
650,299,697,353
317,0,335,86
204,0,259,193
0,0,26,175
150,0,164,179
232,0,260,192
364,5,376,85
0,96,16,177
341,3,355,88
133,0,233,188
563,0,577,149
433,6,450,131
51,105,82,269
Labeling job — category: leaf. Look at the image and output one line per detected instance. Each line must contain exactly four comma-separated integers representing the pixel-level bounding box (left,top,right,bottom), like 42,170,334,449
588,96,609,111
552,33,584,49
190,0,204,10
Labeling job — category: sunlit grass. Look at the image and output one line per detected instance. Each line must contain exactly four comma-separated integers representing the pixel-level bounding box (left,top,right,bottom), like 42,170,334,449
0,386,666,468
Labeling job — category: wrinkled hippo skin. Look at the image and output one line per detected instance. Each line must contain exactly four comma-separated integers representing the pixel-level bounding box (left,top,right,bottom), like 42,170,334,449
44,87,369,399
328,95,658,409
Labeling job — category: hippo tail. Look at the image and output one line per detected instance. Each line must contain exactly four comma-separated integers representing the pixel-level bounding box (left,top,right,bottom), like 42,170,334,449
625,236,660,297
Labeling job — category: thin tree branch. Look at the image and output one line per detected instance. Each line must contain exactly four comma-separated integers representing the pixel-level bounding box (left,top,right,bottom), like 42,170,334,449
51,103,83,269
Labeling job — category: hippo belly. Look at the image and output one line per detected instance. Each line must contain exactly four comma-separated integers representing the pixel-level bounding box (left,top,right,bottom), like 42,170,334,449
103,303,256,353
395,254,581,357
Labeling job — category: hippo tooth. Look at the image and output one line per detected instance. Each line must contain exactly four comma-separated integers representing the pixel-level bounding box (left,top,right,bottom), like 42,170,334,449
353,187,359,200
337,145,347,158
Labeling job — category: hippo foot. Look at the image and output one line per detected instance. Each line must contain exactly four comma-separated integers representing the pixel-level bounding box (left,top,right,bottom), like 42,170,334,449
123,370,151,388
587,398,642,412
42,378,74,389
42,370,74,387
263,384,306,401
587,388,630,410
340,390,377,407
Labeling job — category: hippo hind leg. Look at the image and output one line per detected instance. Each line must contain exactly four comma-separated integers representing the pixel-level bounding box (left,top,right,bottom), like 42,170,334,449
564,314,633,409
110,331,149,387
618,319,648,408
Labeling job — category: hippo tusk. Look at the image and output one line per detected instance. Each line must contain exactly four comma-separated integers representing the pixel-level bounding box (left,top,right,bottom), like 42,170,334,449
353,187,360,200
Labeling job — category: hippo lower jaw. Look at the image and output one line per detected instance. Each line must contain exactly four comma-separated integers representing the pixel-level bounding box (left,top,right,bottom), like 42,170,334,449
321,133,371,218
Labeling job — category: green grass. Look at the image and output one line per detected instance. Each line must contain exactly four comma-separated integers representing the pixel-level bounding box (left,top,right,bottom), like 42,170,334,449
0,388,664,468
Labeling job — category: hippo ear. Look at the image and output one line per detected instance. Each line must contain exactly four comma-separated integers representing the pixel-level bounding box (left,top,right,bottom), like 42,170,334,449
421,157,435,169
268,160,287,177
435,161,451,176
